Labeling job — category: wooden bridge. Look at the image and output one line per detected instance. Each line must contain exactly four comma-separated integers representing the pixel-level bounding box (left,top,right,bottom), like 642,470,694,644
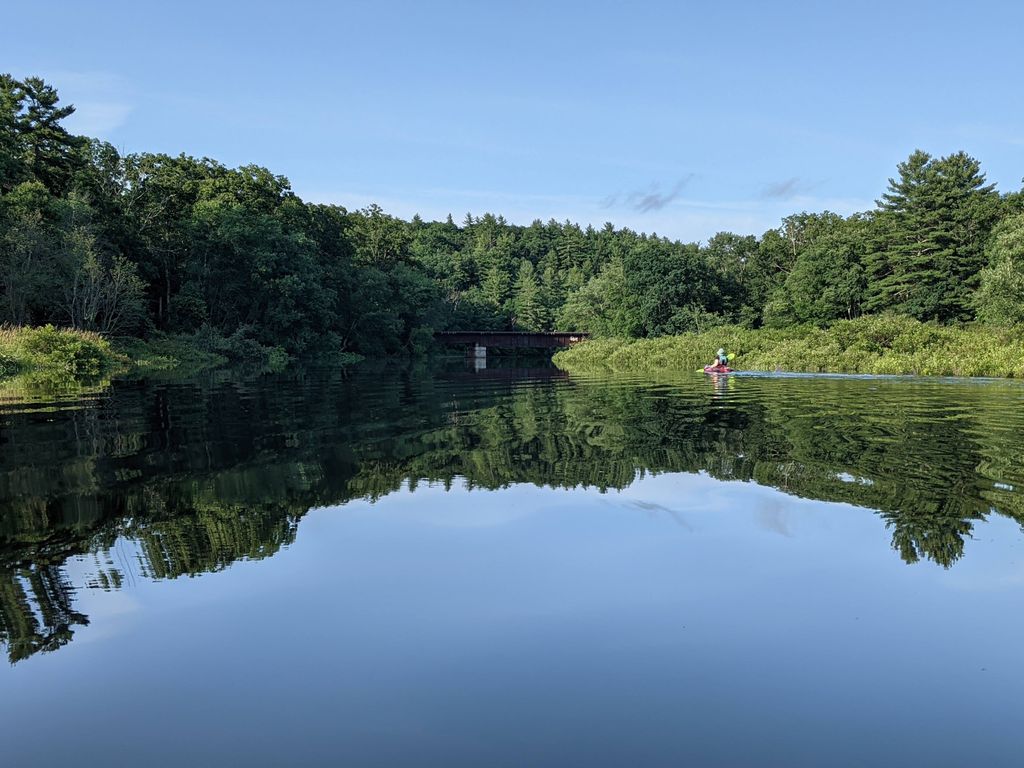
434,331,590,351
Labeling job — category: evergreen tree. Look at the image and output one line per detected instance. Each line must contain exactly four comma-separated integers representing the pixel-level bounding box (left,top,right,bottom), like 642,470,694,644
864,150,998,321
0,74,25,192
481,262,512,318
935,152,1002,316
8,76,85,195
512,260,548,331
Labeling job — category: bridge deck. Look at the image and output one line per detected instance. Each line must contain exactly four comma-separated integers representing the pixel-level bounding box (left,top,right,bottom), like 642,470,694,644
434,331,589,349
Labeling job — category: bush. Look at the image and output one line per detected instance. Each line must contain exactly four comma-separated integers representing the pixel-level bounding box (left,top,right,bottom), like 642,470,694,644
0,353,19,377
0,325,120,377
408,325,435,355
265,346,290,373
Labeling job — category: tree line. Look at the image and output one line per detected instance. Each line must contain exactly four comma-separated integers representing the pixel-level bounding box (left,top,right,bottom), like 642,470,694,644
2,74,1023,359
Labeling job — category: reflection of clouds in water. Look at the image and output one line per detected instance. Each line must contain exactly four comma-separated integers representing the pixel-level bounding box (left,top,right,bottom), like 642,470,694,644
615,471,752,514
756,504,792,537
837,472,875,486
627,499,694,531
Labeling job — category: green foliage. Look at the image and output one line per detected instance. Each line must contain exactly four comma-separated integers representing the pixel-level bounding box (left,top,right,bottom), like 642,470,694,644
864,150,1001,321
408,325,435,355
623,237,718,336
554,315,1024,378
765,213,868,327
973,213,1024,326
511,260,548,331
11,324,110,375
0,324,123,382
557,258,633,336
0,75,85,195
117,334,227,373
118,326,305,376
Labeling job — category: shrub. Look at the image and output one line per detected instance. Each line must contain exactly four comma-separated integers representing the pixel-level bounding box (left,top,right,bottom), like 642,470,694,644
3,325,118,376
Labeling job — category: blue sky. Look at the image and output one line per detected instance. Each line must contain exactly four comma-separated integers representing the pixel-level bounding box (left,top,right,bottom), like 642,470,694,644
8,0,1023,241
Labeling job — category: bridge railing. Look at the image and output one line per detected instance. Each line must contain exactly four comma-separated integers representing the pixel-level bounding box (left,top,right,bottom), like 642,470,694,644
434,331,590,349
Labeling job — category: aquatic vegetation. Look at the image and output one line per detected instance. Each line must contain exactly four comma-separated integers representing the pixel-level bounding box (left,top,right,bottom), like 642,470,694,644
553,315,1024,378
116,334,229,374
118,327,363,378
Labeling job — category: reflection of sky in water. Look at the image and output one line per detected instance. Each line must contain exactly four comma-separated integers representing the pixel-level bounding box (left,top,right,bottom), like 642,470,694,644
6,472,1024,767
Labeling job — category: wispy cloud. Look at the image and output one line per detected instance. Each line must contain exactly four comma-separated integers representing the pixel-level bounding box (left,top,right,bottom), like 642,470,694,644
603,175,697,213
631,179,690,212
761,177,806,200
297,179,875,244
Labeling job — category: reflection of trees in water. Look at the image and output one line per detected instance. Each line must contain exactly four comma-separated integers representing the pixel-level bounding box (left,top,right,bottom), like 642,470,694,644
2,368,1024,662
0,564,88,663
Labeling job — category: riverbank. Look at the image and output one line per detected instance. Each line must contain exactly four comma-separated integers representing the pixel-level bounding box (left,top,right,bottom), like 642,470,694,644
0,325,363,394
0,325,126,381
553,316,1024,378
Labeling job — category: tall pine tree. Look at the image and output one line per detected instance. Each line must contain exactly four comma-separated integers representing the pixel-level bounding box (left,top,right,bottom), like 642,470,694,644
864,150,998,321
512,259,549,331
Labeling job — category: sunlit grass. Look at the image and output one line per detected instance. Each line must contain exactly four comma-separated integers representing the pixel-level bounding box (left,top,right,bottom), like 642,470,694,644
0,325,128,405
0,324,126,377
554,316,1024,378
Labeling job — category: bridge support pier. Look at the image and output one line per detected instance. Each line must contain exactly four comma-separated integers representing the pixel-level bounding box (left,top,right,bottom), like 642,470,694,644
469,343,486,371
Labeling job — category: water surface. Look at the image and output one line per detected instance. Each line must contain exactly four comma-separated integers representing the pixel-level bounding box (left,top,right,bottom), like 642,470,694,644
3,364,1024,766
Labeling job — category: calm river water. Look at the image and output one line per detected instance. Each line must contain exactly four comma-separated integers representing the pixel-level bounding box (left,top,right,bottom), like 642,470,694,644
3,362,1024,766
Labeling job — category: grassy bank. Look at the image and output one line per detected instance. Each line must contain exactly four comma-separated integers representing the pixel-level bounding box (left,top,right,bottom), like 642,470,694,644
119,334,363,378
553,316,1024,378
0,325,127,381
0,325,360,394
0,326,251,389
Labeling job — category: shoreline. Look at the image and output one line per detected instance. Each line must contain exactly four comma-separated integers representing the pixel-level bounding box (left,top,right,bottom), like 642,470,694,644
0,326,363,394
552,316,1024,379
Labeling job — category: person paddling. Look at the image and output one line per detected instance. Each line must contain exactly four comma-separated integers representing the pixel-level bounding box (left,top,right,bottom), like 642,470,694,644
700,348,734,375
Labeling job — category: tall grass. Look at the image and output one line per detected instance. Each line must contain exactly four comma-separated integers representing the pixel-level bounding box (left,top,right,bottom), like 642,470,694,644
553,316,1024,378
0,325,126,384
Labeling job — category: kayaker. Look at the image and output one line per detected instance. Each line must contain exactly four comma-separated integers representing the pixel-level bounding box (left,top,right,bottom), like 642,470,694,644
711,348,728,368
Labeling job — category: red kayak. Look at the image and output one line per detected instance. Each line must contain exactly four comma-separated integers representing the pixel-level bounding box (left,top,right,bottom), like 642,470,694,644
703,364,733,374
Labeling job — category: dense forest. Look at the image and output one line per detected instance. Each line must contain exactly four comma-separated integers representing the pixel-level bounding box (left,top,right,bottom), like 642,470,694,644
2,74,1024,363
